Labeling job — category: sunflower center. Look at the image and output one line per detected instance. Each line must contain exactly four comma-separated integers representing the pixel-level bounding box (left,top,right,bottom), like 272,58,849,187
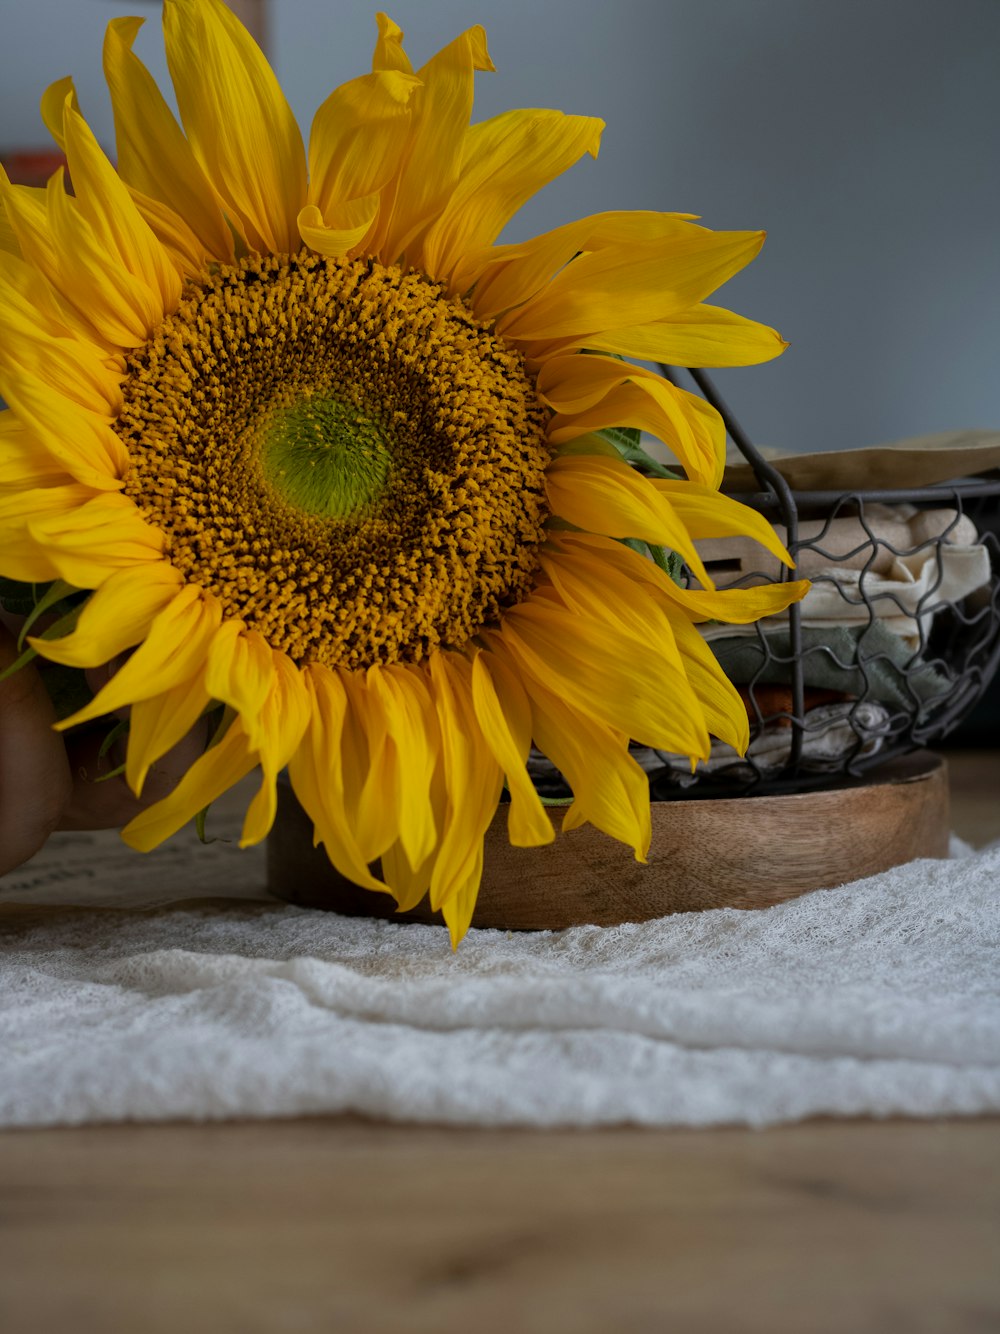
261,396,394,519
117,251,551,668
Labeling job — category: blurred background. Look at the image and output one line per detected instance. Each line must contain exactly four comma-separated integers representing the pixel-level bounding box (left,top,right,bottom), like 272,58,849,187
1,0,998,455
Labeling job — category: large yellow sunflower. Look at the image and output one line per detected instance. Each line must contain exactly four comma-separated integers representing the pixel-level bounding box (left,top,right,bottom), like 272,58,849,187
0,0,807,943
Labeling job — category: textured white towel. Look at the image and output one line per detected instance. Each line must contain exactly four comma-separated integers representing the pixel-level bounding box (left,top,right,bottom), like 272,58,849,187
1,841,998,1129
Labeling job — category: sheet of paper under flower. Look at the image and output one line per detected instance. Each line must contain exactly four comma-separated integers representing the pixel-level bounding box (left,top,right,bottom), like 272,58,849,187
1,841,998,1129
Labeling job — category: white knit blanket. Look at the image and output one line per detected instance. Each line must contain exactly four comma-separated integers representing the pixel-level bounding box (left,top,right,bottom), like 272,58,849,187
1,832,998,1129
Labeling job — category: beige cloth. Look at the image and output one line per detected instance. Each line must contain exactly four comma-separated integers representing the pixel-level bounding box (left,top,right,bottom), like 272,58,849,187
698,504,992,649
1,827,998,1129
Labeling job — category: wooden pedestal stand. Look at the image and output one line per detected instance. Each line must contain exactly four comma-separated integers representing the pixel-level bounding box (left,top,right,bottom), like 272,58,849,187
267,751,950,931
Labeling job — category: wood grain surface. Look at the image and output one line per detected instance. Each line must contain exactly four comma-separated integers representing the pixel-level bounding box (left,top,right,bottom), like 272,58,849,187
0,1118,996,1334
269,751,951,928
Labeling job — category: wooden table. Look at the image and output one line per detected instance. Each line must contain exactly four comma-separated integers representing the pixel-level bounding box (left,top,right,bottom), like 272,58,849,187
0,749,997,1334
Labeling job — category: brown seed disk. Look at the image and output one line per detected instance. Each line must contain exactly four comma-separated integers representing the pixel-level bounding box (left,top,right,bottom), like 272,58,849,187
117,250,552,667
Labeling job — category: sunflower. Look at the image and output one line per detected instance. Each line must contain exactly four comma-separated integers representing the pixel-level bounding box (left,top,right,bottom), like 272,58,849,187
0,0,807,943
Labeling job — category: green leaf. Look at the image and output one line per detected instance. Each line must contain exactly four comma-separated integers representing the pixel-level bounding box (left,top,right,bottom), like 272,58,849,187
97,716,131,761
0,602,84,684
598,426,682,480
37,662,95,721
0,576,42,618
17,579,79,650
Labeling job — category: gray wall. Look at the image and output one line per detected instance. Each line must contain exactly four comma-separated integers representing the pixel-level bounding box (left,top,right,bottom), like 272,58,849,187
2,0,998,454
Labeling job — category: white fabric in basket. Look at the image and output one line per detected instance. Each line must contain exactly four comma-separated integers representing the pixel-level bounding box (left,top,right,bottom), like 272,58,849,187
1,843,998,1129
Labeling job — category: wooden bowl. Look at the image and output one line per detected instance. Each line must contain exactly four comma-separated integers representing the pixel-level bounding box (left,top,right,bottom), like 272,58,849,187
266,751,950,930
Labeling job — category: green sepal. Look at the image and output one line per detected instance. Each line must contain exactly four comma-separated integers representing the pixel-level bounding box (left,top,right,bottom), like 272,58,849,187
647,542,685,585
598,425,682,480
195,806,214,845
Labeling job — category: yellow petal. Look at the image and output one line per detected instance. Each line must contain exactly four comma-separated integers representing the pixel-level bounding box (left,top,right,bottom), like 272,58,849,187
380,838,434,914
308,70,420,219
48,169,162,347
471,651,553,848
0,171,56,275
1,169,148,349
0,483,97,525
543,454,713,582
0,484,101,582
498,228,765,343
164,0,307,255
427,652,503,928
27,493,161,588
372,13,414,74
38,76,79,149
421,108,604,290
334,667,400,864
540,352,725,486
204,621,276,752
556,530,809,625
543,540,747,753
61,97,181,316
0,410,72,492
121,715,258,852
240,651,312,847
0,366,126,488
126,670,211,795
32,561,184,668
103,16,235,263
127,188,217,280
297,197,380,259
668,616,750,754
439,842,485,949
539,546,687,677
51,585,221,728
0,252,123,416
286,665,391,895
574,303,787,367
469,210,699,320
373,25,494,266
651,479,794,568
486,636,650,858
497,597,710,758
0,531,62,584
0,246,75,339
367,663,440,871
0,187,25,256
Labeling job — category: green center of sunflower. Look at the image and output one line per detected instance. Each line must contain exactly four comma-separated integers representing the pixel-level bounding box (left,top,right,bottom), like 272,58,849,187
261,396,394,520
116,251,552,669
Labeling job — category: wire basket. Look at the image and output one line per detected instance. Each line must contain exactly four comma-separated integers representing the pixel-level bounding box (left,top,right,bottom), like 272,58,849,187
642,367,1000,799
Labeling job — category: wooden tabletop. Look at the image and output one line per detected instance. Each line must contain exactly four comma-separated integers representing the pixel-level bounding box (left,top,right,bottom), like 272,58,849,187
0,748,997,1334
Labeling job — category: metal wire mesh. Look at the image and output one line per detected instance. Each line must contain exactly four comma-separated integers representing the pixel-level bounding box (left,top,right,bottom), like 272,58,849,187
644,368,1000,798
